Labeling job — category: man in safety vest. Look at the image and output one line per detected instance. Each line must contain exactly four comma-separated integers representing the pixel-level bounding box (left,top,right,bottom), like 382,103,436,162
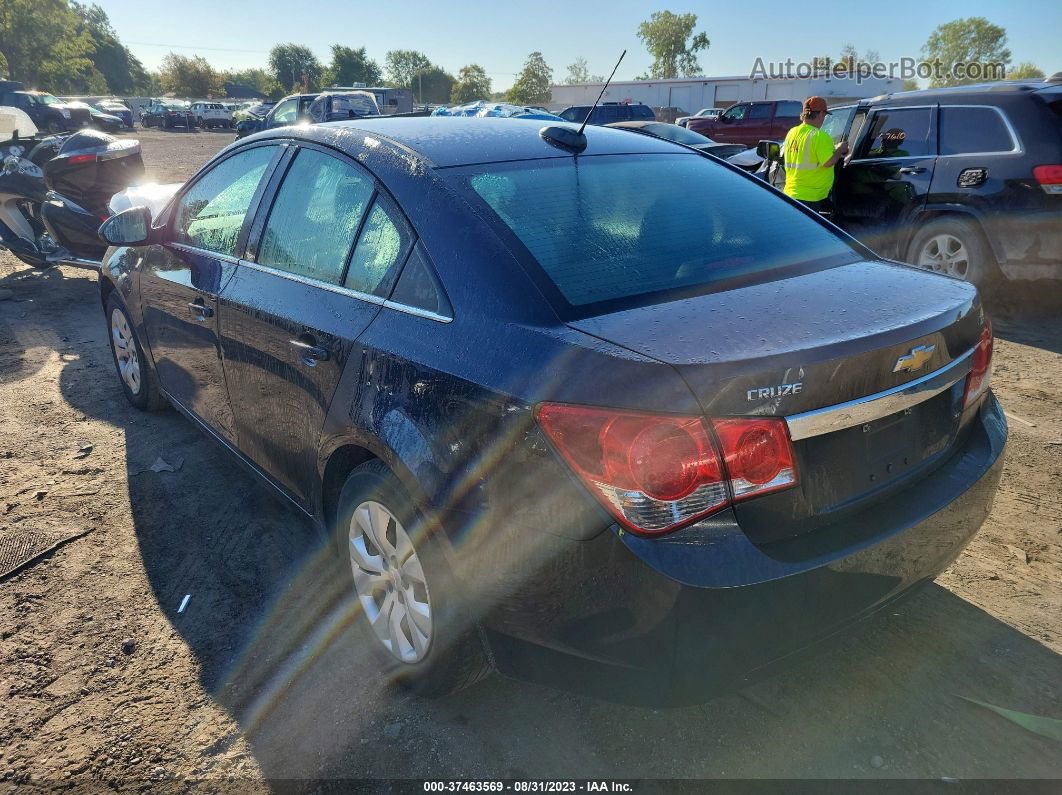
782,96,849,212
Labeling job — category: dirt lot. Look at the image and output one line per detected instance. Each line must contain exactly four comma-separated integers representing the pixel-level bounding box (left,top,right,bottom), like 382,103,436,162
0,126,1060,785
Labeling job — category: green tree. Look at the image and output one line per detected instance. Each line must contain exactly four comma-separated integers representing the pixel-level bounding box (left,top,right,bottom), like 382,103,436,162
507,51,552,105
327,44,381,87
159,52,222,97
222,67,282,99
902,78,920,91
268,43,323,93
1007,62,1044,79
921,17,1011,87
0,0,95,88
410,65,453,104
450,63,490,104
384,49,430,89
565,57,589,84
636,10,709,79
71,2,149,93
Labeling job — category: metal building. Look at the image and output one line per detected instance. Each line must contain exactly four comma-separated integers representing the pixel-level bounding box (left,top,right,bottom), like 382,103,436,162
550,74,903,114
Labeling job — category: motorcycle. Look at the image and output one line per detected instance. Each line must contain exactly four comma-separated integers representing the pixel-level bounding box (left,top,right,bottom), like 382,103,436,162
0,108,145,268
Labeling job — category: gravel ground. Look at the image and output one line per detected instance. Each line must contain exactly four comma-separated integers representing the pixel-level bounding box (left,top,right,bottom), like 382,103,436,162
0,127,1059,785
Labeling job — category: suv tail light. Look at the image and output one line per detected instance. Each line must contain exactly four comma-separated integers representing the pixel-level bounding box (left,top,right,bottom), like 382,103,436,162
1033,165,1062,194
536,404,798,536
962,318,994,409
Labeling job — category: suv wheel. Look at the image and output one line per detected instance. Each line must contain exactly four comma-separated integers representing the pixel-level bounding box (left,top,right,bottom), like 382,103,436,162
906,217,1000,287
334,460,493,696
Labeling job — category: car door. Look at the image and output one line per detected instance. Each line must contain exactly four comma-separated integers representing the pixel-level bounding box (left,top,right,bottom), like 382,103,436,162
711,103,749,143
219,143,414,505
740,102,775,146
770,101,802,140
832,105,938,258
265,97,298,130
139,143,282,442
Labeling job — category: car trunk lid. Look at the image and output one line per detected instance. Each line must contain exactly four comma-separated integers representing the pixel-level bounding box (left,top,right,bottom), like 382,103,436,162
568,259,984,543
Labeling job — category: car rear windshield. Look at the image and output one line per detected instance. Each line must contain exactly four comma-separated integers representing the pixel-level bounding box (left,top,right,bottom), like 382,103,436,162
451,153,861,314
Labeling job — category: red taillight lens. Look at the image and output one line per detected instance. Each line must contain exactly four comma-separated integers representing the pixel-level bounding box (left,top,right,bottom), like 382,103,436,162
963,318,994,409
536,404,797,536
1034,165,1062,194
713,418,798,501
66,153,96,164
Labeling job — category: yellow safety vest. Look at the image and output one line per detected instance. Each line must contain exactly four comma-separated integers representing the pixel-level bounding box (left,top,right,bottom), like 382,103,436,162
782,123,835,201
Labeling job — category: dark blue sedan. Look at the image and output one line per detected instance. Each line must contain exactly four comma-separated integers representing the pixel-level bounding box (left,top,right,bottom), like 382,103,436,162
97,118,1006,701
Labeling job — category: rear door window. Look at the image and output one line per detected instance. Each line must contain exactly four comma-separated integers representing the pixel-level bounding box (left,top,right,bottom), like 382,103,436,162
939,106,1016,154
257,148,374,284
344,196,413,296
455,153,859,314
858,107,935,158
775,101,801,119
748,103,773,120
173,146,276,256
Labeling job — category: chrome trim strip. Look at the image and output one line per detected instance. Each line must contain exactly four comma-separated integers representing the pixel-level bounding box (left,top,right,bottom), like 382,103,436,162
234,257,388,304
170,242,241,266
785,347,975,441
381,299,452,324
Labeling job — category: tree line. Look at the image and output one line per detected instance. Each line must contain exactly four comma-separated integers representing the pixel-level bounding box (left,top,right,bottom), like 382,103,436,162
0,2,1048,103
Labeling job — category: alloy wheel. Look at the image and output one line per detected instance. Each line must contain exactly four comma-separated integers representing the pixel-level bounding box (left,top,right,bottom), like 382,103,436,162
110,307,142,395
348,500,432,663
917,233,970,279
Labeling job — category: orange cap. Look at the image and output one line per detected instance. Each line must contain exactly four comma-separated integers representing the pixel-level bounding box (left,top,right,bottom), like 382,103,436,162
802,96,829,114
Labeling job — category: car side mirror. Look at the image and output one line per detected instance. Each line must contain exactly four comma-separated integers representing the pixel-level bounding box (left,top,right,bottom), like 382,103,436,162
756,140,781,160
99,206,152,247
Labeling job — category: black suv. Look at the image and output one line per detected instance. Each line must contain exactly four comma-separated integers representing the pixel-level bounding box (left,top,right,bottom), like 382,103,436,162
0,82,89,133
555,102,655,125
811,78,1062,286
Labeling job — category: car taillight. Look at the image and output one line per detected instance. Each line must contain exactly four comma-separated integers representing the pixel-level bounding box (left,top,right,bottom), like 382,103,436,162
963,319,994,409
66,154,96,164
536,404,797,536
1033,165,1062,194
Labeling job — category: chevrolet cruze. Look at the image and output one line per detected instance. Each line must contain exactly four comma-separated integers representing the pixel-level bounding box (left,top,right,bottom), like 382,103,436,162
97,118,1006,701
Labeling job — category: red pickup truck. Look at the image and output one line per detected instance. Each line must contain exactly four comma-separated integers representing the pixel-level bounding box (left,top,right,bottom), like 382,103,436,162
687,99,803,147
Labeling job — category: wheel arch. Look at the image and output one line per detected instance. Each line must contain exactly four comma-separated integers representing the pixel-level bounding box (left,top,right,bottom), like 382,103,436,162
908,205,1004,266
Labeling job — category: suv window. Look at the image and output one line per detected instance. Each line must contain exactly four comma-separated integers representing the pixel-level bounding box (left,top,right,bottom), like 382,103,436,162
630,105,655,120
859,107,934,158
344,196,413,296
459,153,859,311
748,103,773,120
173,146,275,256
821,106,855,142
775,101,802,119
257,148,375,284
594,105,625,124
939,106,1015,155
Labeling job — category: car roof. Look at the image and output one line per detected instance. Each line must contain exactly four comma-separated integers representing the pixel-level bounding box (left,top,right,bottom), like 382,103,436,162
861,79,1059,105
265,116,687,168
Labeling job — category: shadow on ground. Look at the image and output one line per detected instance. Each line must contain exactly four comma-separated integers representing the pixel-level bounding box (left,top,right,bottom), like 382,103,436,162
34,263,1062,780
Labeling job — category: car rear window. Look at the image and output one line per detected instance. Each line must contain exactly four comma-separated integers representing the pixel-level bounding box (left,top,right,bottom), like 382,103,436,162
939,106,1015,154
454,153,860,312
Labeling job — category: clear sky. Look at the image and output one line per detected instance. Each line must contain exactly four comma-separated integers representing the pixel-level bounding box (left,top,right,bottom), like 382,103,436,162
99,0,1060,92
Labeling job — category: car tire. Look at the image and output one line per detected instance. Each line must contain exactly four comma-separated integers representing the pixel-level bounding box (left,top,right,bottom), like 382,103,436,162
333,460,493,697
105,293,166,411
906,216,1001,287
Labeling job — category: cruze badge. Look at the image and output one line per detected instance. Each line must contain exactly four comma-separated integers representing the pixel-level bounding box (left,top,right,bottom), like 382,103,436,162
747,382,803,401
893,344,936,373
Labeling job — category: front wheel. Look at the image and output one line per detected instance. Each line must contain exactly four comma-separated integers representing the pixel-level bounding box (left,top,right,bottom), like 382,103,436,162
335,460,493,696
105,294,166,411
906,217,1001,287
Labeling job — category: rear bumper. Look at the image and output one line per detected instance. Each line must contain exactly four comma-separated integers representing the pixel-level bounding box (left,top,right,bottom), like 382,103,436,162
487,393,1007,703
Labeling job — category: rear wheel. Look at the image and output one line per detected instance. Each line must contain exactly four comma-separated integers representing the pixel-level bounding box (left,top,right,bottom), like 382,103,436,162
334,460,492,696
906,217,1000,287
105,294,165,411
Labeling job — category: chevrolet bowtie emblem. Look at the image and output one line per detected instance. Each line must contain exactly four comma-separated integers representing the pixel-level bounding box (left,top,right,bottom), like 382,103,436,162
893,344,936,373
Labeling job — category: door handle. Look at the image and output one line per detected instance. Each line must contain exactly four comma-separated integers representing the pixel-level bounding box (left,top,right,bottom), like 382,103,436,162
290,338,329,365
897,166,926,175
187,300,214,319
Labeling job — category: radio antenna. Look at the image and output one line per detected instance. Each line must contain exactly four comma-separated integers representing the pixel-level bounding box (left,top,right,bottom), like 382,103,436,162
578,49,626,137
